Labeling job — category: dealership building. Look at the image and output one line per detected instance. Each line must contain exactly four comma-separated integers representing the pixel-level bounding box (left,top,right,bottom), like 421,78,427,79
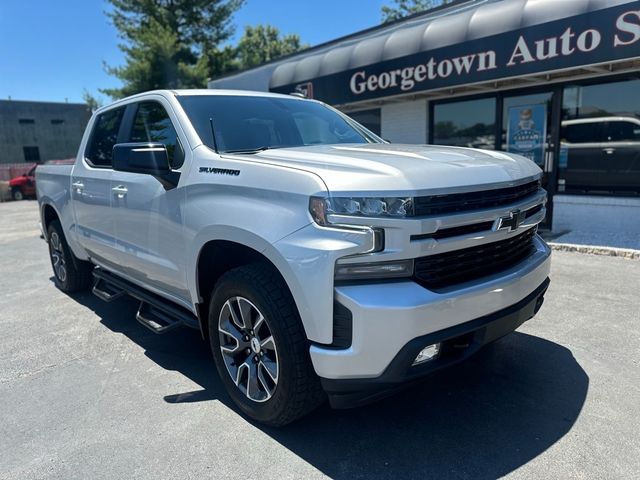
209,0,640,244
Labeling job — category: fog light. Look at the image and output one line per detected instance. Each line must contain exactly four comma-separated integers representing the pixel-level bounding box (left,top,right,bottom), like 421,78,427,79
412,343,441,366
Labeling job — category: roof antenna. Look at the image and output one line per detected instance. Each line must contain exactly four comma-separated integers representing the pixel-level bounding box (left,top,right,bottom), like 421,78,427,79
209,117,219,153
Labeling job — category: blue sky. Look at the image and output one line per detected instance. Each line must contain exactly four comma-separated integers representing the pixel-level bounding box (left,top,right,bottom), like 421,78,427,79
0,0,387,104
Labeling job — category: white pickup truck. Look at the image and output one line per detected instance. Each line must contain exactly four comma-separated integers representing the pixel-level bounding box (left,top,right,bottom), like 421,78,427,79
37,89,551,425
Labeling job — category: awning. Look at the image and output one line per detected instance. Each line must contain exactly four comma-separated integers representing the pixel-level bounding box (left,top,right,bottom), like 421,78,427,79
267,0,639,104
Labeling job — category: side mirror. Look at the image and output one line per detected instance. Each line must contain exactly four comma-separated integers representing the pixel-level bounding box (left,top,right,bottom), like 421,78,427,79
113,143,170,176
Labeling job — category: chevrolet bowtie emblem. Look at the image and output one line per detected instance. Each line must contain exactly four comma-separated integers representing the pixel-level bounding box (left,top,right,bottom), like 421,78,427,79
496,209,526,232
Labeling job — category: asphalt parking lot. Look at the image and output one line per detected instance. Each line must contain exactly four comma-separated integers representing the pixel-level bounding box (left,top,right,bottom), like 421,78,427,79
1,200,639,480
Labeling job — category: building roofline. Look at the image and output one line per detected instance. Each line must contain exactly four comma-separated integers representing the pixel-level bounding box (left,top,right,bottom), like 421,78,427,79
0,98,88,107
208,0,479,83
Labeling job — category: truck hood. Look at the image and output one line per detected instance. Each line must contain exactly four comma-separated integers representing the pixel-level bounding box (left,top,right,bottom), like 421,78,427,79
237,144,541,195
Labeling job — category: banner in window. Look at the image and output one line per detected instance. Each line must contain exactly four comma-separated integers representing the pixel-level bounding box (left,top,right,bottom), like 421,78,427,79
506,104,546,166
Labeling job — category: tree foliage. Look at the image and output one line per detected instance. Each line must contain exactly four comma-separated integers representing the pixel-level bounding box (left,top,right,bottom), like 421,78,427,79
102,1,308,97
102,0,244,98
381,0,455,23
235,25,307,70
82,89,104,113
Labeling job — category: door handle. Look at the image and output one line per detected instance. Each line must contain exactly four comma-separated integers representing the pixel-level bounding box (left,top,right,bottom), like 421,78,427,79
602,147,616,155
112,185,128,198
71,181,84,194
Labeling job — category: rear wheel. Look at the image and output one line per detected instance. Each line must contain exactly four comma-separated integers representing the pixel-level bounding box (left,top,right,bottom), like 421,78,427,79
209,264,324,426
11,188,24,201
47,220,93,293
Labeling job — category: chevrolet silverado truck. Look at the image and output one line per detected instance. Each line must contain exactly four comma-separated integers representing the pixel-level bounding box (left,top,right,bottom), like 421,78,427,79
36,89,551,426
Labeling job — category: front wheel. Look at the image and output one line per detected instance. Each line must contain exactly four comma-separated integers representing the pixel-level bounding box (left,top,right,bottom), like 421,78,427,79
47,220,93,293
209,264,324,426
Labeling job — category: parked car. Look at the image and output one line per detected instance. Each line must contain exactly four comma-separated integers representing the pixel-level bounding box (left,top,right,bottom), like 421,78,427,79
8,159,75,201
560,116,640,194
36,90,551,425
9,165,37,201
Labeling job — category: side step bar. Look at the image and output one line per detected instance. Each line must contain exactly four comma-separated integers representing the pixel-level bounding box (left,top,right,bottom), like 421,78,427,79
92,268,199,334
136,302,182,334
92,278,125,302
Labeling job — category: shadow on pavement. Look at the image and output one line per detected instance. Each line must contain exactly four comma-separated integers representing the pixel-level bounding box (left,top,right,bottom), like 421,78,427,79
70,288,588,480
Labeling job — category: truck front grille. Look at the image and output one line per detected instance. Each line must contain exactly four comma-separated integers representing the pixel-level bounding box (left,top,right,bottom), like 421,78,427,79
413,227,537,290
413,180,541,216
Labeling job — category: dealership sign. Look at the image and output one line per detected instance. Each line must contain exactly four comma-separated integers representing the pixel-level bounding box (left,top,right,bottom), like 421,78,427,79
270,4,640,104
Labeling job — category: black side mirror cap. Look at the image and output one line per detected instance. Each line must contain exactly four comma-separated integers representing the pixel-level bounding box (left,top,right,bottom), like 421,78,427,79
113,143,171,176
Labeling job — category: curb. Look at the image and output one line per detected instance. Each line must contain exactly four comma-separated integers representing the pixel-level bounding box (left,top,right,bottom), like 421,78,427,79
548,242,640,260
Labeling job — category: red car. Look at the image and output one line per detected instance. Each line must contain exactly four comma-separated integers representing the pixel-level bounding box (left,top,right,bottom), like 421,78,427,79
9,165,36,201
8,159,74,201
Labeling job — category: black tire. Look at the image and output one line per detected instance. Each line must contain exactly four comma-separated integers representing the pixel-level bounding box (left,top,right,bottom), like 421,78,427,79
11,187,24,201
47,219,93,293
209,263,325,426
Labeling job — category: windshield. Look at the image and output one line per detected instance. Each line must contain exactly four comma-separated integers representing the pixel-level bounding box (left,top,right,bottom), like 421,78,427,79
177,95,383,153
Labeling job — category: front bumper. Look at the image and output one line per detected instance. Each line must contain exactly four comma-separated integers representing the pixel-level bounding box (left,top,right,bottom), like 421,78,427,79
310,235,551,404
321,276,549,408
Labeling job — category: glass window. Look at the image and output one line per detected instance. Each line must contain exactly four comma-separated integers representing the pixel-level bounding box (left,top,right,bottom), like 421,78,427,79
23,146,40,162
347,109,381,136
561,79,640,196
605,121,640,142
293,112,339,145
177,95,381,153
433,97,496,149
130,101,183,168
561,122,604,144
563,79,640,120
86,107,125,167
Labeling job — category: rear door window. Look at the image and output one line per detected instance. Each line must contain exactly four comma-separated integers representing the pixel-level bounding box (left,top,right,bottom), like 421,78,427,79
85,107,126,167
129,101,184,168
605,121,640,142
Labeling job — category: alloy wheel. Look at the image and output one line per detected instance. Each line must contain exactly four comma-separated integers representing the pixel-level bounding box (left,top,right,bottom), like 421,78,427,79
218,296,279,402
49,232,67,283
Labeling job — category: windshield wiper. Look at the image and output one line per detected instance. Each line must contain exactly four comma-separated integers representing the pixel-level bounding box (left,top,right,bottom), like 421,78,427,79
223,146,270,154
223,145,287,154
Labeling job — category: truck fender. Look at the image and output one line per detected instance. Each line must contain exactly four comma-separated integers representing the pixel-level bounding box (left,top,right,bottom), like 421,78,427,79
187,225,321,341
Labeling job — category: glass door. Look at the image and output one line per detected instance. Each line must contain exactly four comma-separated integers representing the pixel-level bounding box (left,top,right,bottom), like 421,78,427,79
501,90,560,229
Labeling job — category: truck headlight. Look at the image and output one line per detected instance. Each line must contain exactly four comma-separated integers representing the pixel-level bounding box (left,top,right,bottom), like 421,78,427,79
309,196,413,225
334,259,414,281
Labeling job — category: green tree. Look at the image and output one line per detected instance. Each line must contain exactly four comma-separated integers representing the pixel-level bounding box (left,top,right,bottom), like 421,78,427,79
235,24,307,70
103,0,244,98
210,45,242,76
82,89,104,113
381,0,454,23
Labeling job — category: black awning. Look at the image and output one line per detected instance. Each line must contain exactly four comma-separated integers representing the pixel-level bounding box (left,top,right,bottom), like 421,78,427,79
267,0,639,104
